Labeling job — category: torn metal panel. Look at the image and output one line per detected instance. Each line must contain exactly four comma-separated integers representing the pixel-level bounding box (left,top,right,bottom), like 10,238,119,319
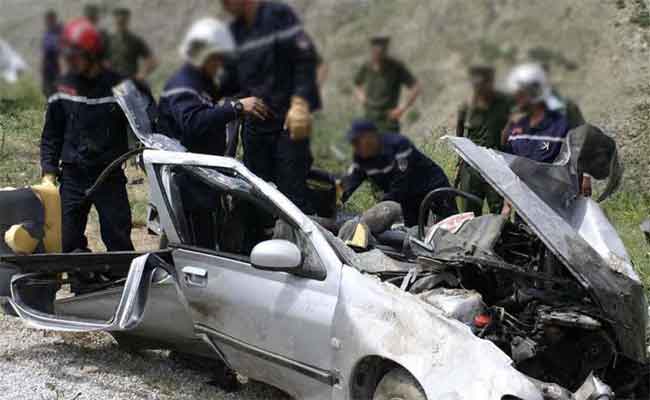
7,253,160,332
446,133,647,363
332,267,544,400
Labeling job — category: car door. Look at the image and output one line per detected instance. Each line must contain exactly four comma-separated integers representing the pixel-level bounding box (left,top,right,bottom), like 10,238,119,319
144,152,342,399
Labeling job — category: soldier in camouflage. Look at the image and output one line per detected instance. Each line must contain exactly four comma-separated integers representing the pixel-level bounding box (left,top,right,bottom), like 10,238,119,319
455,66,512,215
108,8,157,81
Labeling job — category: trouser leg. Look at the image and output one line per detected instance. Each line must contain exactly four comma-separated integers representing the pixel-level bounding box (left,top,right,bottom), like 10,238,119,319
60,169,92,252
92,172,134,252
242,132,274,182
458,166,486,216
273,134,314,214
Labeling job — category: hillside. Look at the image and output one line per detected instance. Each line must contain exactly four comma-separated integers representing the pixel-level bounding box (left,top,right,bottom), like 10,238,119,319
2,0,649,189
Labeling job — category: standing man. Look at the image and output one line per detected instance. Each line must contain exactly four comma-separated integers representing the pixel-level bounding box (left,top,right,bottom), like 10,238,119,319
40,17,133,253
341,120,457,227
354,36,422,133
41,10,62,97
83,4,111,62
158,17,270,156
220,0,320,214
108,8,157,81
502,63,570,163
158,18,270,248
455,66,511,215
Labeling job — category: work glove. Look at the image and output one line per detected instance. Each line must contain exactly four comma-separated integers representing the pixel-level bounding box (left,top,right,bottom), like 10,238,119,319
42,173,57,186
285,96,312,141
4,224,39,255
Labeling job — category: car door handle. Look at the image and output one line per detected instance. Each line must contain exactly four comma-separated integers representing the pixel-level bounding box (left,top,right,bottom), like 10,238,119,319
182,266,208,288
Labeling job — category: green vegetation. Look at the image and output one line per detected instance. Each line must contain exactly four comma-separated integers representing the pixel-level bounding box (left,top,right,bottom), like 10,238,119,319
630,0,650,28
1,77,648,288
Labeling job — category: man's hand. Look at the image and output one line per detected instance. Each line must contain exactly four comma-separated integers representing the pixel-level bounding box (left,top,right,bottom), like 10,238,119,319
581,175,593,197
388,106,405,121
285,96,312,141
240,97,273,121
501,201,512,217
42,173,57,186
354,86,367,106
335,180,344,208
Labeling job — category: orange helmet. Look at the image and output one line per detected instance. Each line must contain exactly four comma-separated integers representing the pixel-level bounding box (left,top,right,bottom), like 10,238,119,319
61,17,103,57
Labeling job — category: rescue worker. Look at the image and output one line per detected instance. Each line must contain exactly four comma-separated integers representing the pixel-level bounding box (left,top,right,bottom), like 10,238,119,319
500,63,574,215
540,62,592,196
220,0,320,214
341,120,457,228
40,17,133,253
157,18,270,248
41,9,62,97
455,66,511,215
108,7,157,81
354,36,422,133
83,4,111,62
158,17,271,155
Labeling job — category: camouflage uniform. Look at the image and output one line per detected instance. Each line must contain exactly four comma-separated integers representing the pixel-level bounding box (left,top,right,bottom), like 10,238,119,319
457,92,512,215
354,57,416,133
108,30,151,78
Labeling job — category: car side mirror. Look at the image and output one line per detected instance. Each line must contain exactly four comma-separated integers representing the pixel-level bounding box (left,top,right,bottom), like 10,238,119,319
251,240,302,272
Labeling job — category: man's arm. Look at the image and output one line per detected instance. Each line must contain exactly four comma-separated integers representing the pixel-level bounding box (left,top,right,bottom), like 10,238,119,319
340,164,367,204
135,36,157,81
384,138,414,201
389,63,421,121
166,91,238,145
40,99,65,177
353,65,367,106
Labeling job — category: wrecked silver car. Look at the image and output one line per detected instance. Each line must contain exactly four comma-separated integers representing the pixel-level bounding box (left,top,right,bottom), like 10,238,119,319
0,82,646,399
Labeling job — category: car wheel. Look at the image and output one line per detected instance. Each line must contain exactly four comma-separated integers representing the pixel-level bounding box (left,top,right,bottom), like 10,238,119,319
373,367,426,400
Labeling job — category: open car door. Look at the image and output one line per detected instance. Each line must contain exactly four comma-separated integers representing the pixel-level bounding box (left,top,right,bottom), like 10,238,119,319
143,150,342,398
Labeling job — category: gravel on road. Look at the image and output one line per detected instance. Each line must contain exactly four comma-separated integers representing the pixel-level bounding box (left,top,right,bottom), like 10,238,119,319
0,313,290,400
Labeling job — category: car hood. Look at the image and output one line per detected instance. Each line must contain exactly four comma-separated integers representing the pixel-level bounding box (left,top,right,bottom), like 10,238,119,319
446,125,647,362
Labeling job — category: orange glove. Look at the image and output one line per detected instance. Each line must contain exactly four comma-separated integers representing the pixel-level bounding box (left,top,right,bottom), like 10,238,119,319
285,96,312,141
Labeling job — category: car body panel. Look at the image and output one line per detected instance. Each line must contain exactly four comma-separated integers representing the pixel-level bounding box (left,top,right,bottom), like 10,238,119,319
446,133,648,363
332,266,543,400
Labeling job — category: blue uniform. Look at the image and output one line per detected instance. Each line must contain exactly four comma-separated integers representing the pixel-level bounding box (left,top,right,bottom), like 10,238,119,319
342,134,457,226
503,111,570,163
41,24,62,96
221,1,319,213
158,64,239,155
40,69,133,252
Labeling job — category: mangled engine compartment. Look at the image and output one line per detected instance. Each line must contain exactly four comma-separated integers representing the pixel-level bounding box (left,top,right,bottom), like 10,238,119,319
349,212,647,396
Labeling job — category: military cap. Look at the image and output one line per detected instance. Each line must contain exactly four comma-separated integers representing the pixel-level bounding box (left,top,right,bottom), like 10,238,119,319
347,119,378,142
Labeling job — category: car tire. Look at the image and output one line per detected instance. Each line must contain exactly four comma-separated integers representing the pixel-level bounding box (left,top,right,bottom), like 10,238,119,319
373,367,426,400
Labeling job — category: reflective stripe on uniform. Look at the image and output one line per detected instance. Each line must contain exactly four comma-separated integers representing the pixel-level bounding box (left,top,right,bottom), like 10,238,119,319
365,163,394,176
347,163,360,175
238,25,304,54
160,87,214,105
395,148,413,159
507,134,566,143
47,93,116,105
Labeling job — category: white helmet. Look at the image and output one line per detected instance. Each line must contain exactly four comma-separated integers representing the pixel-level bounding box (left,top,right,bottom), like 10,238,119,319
505,63,552,105
179,18,235,67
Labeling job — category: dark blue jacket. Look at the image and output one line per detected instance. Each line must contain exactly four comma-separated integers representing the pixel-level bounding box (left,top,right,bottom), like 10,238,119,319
158,64,239,155
220,1,320,134
42,24,61,81
40,69,129,174
503,111,570,163
342,134,450,203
